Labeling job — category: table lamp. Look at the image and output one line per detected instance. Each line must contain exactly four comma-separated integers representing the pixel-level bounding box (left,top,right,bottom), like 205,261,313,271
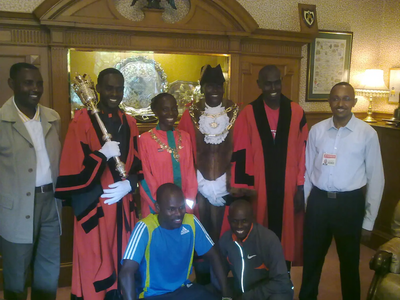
355,69,389,123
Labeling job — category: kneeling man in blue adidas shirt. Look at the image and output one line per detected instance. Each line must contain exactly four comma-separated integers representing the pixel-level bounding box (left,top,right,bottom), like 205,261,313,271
120,183,232,300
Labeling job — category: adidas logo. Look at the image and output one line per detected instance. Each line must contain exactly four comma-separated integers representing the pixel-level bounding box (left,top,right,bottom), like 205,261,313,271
181,227,190,235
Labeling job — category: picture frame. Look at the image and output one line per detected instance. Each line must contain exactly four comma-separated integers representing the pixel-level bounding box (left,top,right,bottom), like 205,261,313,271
388,68,400,104
306,30,353,101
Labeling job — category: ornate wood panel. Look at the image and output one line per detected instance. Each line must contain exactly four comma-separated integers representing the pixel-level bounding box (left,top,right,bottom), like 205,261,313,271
34,0,258,34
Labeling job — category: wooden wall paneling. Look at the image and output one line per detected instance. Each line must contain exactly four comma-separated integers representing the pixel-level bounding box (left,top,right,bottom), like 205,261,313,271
229,53,240,104
228,36,242,104
281,62,300,102
305,112,332,128
364,125,400,249
58,208,73,287
48,28,233,54
49,46,74,287
49,46,70,139
305,112,393,129
0,25,48,46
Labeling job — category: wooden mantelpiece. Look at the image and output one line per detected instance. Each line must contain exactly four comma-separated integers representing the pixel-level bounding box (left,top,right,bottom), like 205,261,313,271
0,0,318,288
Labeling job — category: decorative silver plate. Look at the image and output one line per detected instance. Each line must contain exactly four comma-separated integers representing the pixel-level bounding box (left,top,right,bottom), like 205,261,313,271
115,56,168,122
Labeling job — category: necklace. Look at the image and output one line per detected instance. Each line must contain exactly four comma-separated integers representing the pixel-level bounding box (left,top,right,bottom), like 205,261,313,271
189,103,239,137
150,129,183,162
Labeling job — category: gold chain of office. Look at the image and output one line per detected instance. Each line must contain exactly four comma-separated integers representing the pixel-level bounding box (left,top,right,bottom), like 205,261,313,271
150,129,183,162
189,104,239,137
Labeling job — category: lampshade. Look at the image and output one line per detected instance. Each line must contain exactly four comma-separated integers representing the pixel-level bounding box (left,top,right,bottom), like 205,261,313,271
357,69,388,91
355,69,389,123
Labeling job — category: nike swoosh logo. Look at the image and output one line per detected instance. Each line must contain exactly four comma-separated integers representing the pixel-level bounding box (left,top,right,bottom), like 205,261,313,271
247,254,256,259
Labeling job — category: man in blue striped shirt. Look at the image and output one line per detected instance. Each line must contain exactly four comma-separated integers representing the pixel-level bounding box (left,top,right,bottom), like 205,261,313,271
119,183,232,300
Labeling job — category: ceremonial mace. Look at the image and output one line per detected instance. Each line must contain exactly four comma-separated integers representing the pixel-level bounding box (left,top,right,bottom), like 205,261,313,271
72,73,127,179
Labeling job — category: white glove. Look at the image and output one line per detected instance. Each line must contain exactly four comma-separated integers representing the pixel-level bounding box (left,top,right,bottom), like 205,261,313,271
197,170,228,207
101,180,132,205
99,141,121,161
208,196,226,207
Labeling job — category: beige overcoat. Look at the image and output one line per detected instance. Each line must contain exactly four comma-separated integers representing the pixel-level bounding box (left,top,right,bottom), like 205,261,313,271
0,98,62,244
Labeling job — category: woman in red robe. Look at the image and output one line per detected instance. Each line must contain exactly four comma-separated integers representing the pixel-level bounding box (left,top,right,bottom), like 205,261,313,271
139,93,197,217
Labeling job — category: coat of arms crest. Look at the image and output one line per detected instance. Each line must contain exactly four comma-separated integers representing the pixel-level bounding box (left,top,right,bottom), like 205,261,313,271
302,9,315,27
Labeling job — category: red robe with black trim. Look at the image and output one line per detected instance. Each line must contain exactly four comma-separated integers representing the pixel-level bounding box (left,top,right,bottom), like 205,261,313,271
139,128,197,217
231,95,308,264
55,109,141,299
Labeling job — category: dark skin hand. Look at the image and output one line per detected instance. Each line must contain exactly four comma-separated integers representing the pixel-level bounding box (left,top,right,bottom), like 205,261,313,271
120,259,139,300
361,229,372,244
294,185,305,213
204,246,233,298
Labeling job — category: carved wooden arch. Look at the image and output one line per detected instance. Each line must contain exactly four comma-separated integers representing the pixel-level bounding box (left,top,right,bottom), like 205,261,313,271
34,0,258,35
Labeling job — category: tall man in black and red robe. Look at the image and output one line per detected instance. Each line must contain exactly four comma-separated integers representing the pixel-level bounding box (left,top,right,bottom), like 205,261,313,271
231,65,308,270
55,68,142,299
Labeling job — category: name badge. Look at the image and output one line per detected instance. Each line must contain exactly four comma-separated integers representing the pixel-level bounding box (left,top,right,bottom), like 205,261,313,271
322,153,336,166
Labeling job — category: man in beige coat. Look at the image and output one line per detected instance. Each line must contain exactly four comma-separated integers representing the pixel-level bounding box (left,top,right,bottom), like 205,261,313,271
0,63,62,300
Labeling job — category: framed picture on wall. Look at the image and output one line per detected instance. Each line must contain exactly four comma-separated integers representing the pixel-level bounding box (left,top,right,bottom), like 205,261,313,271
306,30,353,101
389,68,400,103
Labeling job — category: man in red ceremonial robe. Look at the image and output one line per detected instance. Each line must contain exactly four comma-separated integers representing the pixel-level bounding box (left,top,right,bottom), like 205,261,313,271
55,68,142,299
231,65,308,270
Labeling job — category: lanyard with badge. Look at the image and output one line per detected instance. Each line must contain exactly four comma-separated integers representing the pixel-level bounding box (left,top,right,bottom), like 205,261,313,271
322,153,337,166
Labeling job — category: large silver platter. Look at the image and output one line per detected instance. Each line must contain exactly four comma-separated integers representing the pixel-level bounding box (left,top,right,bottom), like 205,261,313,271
116,56,168,122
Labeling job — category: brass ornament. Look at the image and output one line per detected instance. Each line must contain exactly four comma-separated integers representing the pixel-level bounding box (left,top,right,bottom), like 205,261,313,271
72,73,127,179
210,121,219,128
